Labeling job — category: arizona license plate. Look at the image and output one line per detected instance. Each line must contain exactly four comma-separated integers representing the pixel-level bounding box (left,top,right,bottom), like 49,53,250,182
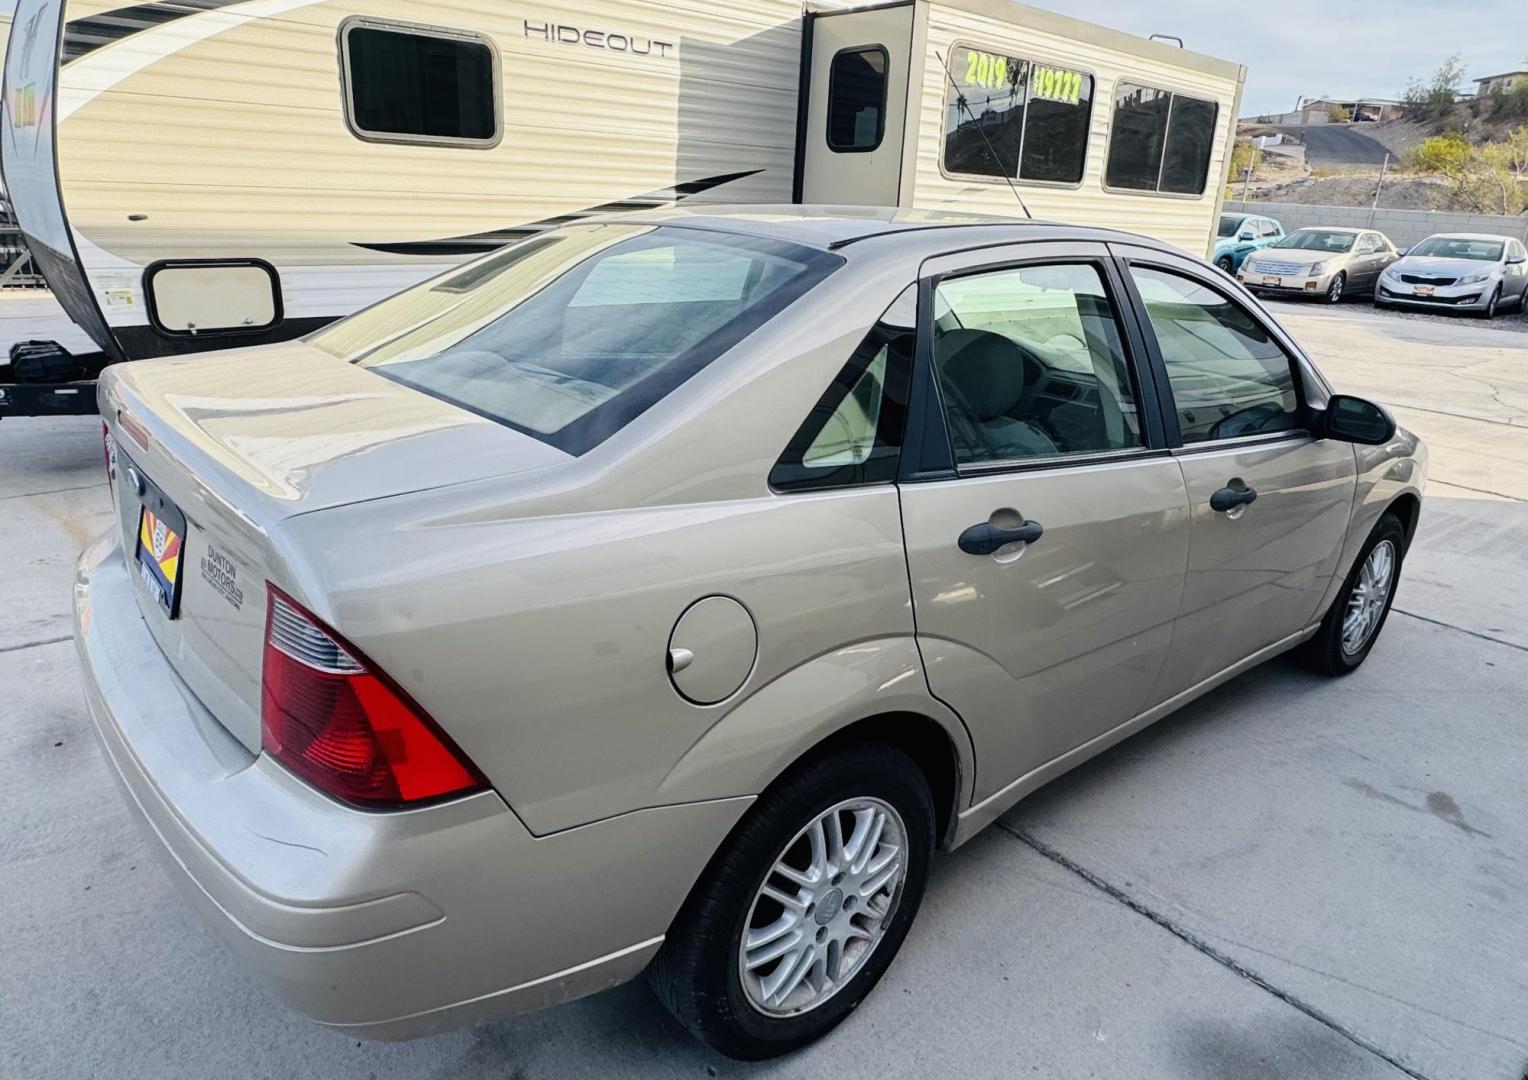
1262,276,1281,286
135,482,187,617
1413,285,1435,296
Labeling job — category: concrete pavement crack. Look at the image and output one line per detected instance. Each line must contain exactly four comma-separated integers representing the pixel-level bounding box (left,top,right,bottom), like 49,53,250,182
1392,608,1528,653
996,821,1433,1080
0,481,103,503
0,634,71,656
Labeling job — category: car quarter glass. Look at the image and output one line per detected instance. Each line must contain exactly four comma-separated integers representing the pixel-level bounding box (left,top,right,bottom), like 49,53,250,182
1129,265,1301,443
932,263,1142,464
771,286,915,491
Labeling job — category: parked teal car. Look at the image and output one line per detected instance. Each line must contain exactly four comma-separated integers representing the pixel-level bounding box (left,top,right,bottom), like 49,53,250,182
1214,214,1284,273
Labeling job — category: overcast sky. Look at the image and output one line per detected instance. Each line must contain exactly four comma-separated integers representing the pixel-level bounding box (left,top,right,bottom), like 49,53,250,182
1027,0,1528,115
0,0,1522,118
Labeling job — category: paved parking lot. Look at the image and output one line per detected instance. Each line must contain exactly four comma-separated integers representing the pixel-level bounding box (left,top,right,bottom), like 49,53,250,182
2,300,1525,1079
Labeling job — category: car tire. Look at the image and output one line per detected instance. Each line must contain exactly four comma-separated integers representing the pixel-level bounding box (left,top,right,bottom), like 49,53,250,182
1478,285,1501,319
648,742,935,1060
1216,256,1234,273
1324,272,1346,304
1298,512,1406,676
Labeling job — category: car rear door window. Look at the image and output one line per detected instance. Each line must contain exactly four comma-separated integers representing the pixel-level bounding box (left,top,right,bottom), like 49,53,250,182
1130,266,1302,443
827,46,888,152
931,263,1143,465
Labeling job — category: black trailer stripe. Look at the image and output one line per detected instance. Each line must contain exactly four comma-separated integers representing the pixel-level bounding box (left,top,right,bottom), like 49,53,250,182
62,0,245,65
350,169,766,257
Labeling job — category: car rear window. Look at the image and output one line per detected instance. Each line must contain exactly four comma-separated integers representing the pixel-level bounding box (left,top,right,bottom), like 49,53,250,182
311,225,841,454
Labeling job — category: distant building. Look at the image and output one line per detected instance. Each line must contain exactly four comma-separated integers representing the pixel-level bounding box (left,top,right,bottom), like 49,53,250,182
1248,97,1404,126
1475,71,1528,96
1298,97,1405,123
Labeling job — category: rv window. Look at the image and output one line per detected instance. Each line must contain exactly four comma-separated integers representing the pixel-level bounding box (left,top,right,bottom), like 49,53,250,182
827,46,888,152
343,22,498,146
942,46,1092,184
1106,83,1219,195
1160,94,1219,194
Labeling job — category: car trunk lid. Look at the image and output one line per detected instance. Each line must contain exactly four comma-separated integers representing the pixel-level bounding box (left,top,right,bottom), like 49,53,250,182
101,341,569,753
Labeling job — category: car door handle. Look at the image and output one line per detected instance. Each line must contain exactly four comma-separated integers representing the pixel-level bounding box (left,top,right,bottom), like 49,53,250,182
1210,485,1258,513
958,518,1044,555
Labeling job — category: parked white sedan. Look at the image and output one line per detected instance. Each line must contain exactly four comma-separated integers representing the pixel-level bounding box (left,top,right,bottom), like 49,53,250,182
1376,233,1528,318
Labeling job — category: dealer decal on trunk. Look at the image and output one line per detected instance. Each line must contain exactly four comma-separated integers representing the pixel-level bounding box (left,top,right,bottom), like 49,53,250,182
200,545,244,611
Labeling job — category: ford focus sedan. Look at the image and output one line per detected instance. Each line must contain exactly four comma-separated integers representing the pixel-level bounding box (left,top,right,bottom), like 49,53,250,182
76,208,1426,1060
1376,232,1528,318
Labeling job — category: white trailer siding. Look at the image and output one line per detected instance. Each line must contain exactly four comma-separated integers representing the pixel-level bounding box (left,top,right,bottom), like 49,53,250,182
905,0,1244,256
53,0,807,335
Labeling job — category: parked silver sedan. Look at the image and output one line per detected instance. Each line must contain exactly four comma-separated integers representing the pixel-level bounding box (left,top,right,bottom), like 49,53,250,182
76,208,1426,1060
1238,226,1400,303
1376,232,1528,318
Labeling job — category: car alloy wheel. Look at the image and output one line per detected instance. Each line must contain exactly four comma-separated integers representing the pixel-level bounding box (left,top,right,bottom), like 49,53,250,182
738,797,907,1017
1341,538,1396,656
1325,273,1345,303
1216,256,1233,273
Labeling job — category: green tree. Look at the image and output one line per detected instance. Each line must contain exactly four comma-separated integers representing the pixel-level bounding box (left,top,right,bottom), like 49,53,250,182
1402,55,1466,124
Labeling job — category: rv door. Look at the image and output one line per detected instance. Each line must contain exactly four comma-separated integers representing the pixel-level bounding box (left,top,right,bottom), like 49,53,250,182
2,0,121,360
799,5,916,206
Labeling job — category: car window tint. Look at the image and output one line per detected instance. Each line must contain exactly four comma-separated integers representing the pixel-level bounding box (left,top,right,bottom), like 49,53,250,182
317,224,841,455
771,289,914,491
1130,267,1302,444
932,263,1142,465
827,46,888,152
1261,220,1282,238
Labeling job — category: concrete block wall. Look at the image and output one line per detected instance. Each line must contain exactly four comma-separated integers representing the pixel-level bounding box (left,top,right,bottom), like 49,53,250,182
1225,201,1528,249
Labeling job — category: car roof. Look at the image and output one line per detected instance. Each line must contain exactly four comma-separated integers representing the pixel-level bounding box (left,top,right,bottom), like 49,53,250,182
1294,226,1365,234
592,203,1181,259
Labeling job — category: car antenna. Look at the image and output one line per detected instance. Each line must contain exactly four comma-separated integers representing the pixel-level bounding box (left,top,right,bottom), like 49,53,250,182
934,49,1032,220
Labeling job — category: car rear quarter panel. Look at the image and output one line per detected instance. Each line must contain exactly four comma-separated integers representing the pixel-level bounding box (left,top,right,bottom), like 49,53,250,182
275,251,974,837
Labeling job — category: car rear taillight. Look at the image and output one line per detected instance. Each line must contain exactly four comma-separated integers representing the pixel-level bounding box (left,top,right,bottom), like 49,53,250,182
260,586,487,809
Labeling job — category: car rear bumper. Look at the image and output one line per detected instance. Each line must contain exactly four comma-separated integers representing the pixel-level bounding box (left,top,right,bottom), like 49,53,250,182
73,531,750,1038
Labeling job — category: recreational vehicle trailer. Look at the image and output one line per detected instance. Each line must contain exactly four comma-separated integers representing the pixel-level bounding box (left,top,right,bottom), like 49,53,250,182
0,0,1244,417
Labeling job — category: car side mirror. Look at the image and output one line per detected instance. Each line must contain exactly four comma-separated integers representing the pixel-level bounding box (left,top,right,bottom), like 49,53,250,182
1508,254,1527,265
1238,231,1255,241
1321,395,1395,445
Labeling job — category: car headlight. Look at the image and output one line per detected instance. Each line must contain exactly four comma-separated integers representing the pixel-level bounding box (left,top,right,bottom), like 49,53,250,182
1308,261,1328,276
1381,265,1400,280
1458,270,1492,285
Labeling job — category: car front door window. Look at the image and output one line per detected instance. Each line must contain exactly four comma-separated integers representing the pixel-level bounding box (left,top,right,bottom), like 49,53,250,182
1128,266,1301,443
